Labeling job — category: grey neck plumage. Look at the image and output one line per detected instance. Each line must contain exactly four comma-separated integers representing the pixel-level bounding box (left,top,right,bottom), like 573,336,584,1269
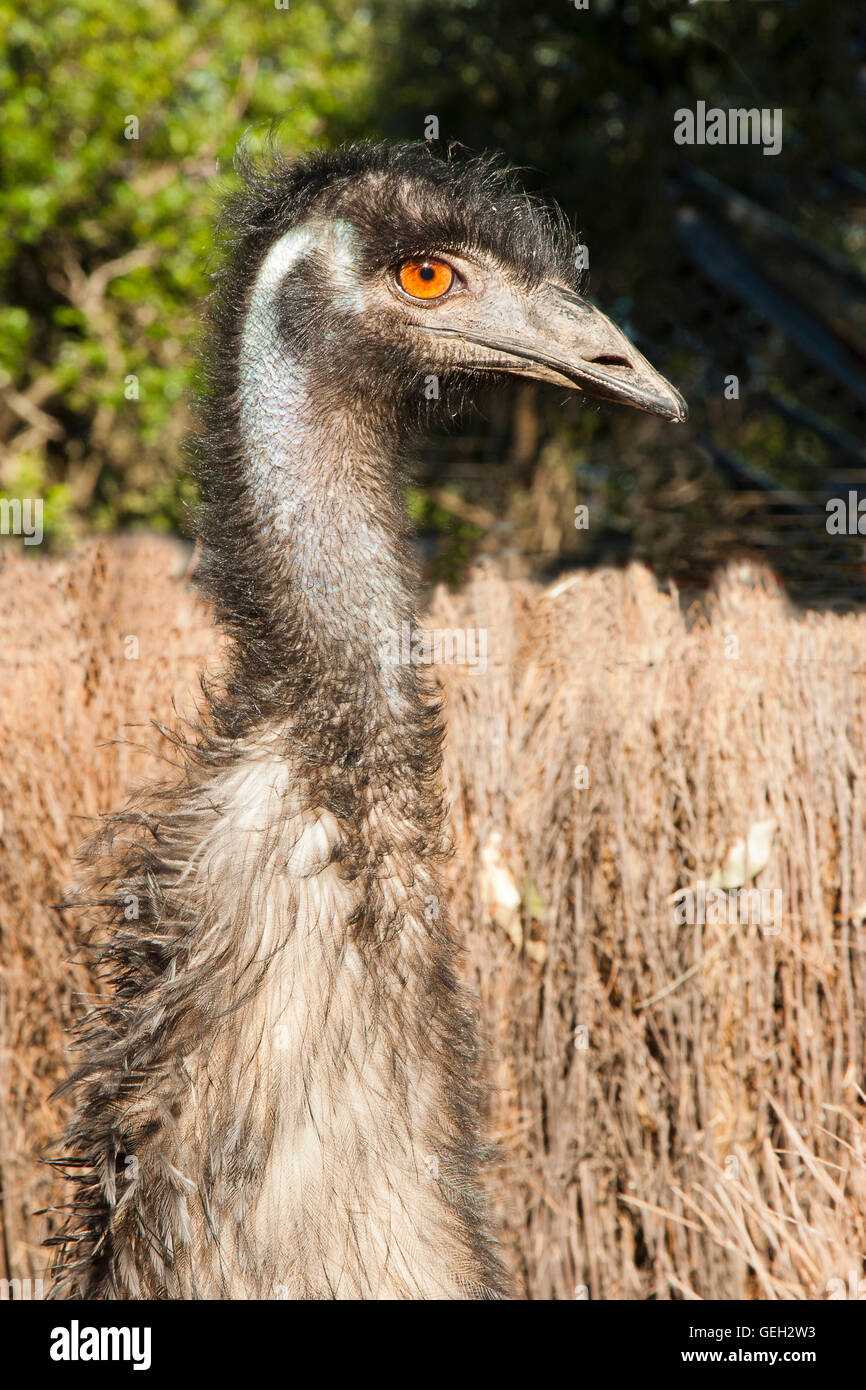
237,222,416,706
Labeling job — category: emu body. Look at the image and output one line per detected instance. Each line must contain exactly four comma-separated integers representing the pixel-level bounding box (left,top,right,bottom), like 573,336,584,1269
53,143,684,1299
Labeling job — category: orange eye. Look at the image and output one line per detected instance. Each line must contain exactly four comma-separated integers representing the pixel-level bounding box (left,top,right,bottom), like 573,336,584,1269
398,258,454,300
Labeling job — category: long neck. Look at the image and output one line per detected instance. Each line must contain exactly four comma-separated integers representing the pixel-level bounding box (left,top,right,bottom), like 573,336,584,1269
196,236,445,880
215,224,421,724
239,353,416,692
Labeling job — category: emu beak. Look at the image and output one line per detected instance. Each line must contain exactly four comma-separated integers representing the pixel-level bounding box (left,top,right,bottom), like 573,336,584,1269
419,281,688,422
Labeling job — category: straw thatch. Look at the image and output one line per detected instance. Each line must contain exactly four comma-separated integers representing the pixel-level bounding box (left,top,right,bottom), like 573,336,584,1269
1,537,864,1299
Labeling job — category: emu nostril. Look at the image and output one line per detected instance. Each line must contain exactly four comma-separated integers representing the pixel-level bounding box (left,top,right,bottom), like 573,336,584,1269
591,354,632,369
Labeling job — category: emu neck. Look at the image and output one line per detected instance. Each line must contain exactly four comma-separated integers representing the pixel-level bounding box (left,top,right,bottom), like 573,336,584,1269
230,221,414,708
234,250,417,723
230,318,435,840
242,364,413,672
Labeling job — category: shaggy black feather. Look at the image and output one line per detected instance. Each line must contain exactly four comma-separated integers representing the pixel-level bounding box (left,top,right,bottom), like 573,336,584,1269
49,142,590,1300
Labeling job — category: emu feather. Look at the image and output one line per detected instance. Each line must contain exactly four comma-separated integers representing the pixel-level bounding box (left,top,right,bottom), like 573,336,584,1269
52,141,684,1299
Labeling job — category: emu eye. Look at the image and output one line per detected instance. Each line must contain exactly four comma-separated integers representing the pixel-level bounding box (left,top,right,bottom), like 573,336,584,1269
397,258,454,300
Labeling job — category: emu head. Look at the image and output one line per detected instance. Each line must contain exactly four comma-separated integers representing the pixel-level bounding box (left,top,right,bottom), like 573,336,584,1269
217,142,687,436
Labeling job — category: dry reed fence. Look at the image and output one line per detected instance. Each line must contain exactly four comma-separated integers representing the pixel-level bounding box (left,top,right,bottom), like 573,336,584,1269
1,536,865,1300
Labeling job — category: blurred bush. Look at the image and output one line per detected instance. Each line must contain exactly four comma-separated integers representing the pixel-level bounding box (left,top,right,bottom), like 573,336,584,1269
0,0,373,540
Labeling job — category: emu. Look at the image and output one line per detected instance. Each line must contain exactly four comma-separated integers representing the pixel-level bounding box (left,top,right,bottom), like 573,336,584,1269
52,142,686,1299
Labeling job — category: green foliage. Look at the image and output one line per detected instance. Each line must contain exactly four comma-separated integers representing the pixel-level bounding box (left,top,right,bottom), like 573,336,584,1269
3,452,74,546
405,486,483,586
0,0,374,541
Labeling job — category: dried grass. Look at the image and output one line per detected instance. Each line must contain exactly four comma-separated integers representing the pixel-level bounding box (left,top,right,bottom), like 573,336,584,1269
1,537,864,1299
0,538,217,1283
